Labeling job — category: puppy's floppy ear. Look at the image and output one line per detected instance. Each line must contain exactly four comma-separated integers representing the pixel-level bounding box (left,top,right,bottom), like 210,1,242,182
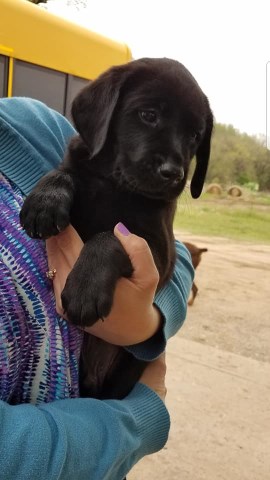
71,65,131,158
190,107,214,199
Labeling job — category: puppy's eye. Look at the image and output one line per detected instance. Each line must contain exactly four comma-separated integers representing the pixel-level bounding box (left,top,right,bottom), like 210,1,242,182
139,110,158,126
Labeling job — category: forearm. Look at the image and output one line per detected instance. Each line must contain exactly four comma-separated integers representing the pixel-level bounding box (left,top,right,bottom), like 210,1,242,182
0,385,169,480
126,240,194,360
88,299,162,346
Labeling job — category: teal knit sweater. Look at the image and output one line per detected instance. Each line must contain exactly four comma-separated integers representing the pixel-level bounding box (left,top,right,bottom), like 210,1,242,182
0,97,194,479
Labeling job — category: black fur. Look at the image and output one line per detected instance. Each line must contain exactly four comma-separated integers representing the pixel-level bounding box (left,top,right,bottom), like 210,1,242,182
20,58,213,399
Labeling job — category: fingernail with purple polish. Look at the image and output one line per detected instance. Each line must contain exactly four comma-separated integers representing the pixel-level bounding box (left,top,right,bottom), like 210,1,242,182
117,222,130,236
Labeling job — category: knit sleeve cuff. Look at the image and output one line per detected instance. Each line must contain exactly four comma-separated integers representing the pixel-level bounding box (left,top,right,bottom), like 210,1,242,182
124,383,170,455
125,241,194,361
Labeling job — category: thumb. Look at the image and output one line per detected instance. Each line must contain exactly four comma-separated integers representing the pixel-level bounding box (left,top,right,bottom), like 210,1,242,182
114,222,159,288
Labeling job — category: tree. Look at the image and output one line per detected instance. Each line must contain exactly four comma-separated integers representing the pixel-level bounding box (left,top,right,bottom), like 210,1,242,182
206,123,270,191
254,152,270,191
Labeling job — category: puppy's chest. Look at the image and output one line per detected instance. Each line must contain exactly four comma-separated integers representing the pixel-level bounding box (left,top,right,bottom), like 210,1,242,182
70,179,176,284
71,183,156,239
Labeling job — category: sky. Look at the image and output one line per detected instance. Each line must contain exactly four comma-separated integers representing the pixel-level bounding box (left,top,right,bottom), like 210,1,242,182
41,0,270,141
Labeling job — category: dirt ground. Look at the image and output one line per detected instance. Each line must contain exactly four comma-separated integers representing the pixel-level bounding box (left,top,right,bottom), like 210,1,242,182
129,232,270,480
176,232,270,364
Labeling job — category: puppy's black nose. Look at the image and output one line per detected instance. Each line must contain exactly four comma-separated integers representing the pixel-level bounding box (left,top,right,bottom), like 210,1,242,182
158,164,184,182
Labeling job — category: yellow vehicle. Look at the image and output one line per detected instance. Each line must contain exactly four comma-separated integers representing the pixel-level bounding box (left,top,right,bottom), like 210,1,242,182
0,0,132,117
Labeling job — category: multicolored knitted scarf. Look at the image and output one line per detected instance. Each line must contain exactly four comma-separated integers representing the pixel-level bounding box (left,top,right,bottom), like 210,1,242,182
0,174,83,405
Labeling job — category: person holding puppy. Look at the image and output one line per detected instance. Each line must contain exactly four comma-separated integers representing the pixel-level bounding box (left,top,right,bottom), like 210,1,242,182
0,97,194,479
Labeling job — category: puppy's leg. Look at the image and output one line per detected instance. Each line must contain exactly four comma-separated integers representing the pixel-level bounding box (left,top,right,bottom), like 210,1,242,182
20,170,74,239
188,282,198,306
61,232,133,326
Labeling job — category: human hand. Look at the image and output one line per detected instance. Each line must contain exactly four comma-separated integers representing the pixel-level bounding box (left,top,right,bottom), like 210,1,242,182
139,353,167,402
46,223,162,345
46,225,84,315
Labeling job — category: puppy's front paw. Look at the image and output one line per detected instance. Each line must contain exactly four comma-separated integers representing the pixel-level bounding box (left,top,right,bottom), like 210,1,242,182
61,232,133,327
20,190,71,239
61,268,115,327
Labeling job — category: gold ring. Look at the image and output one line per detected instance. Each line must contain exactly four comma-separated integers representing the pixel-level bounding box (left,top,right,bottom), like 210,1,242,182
46,268,57,280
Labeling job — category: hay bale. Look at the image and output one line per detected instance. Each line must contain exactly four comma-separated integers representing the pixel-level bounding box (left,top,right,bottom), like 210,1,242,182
227,185,242,197
206,183,222,195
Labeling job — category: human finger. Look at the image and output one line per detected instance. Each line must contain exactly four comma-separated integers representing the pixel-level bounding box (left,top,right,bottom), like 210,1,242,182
114,222,159,289
46,226,83,316
46,225,83,270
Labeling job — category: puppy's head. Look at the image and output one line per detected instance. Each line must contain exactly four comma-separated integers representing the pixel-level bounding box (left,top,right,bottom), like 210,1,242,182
72,58,213,200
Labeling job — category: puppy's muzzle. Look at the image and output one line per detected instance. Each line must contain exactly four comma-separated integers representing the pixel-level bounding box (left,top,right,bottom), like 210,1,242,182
158,163,184,185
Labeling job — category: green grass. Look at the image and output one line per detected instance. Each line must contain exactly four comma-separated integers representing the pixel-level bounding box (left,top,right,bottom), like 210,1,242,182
174,193,270,243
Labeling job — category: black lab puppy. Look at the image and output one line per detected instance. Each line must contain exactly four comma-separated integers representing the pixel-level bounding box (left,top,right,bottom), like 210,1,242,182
20,58,213,399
